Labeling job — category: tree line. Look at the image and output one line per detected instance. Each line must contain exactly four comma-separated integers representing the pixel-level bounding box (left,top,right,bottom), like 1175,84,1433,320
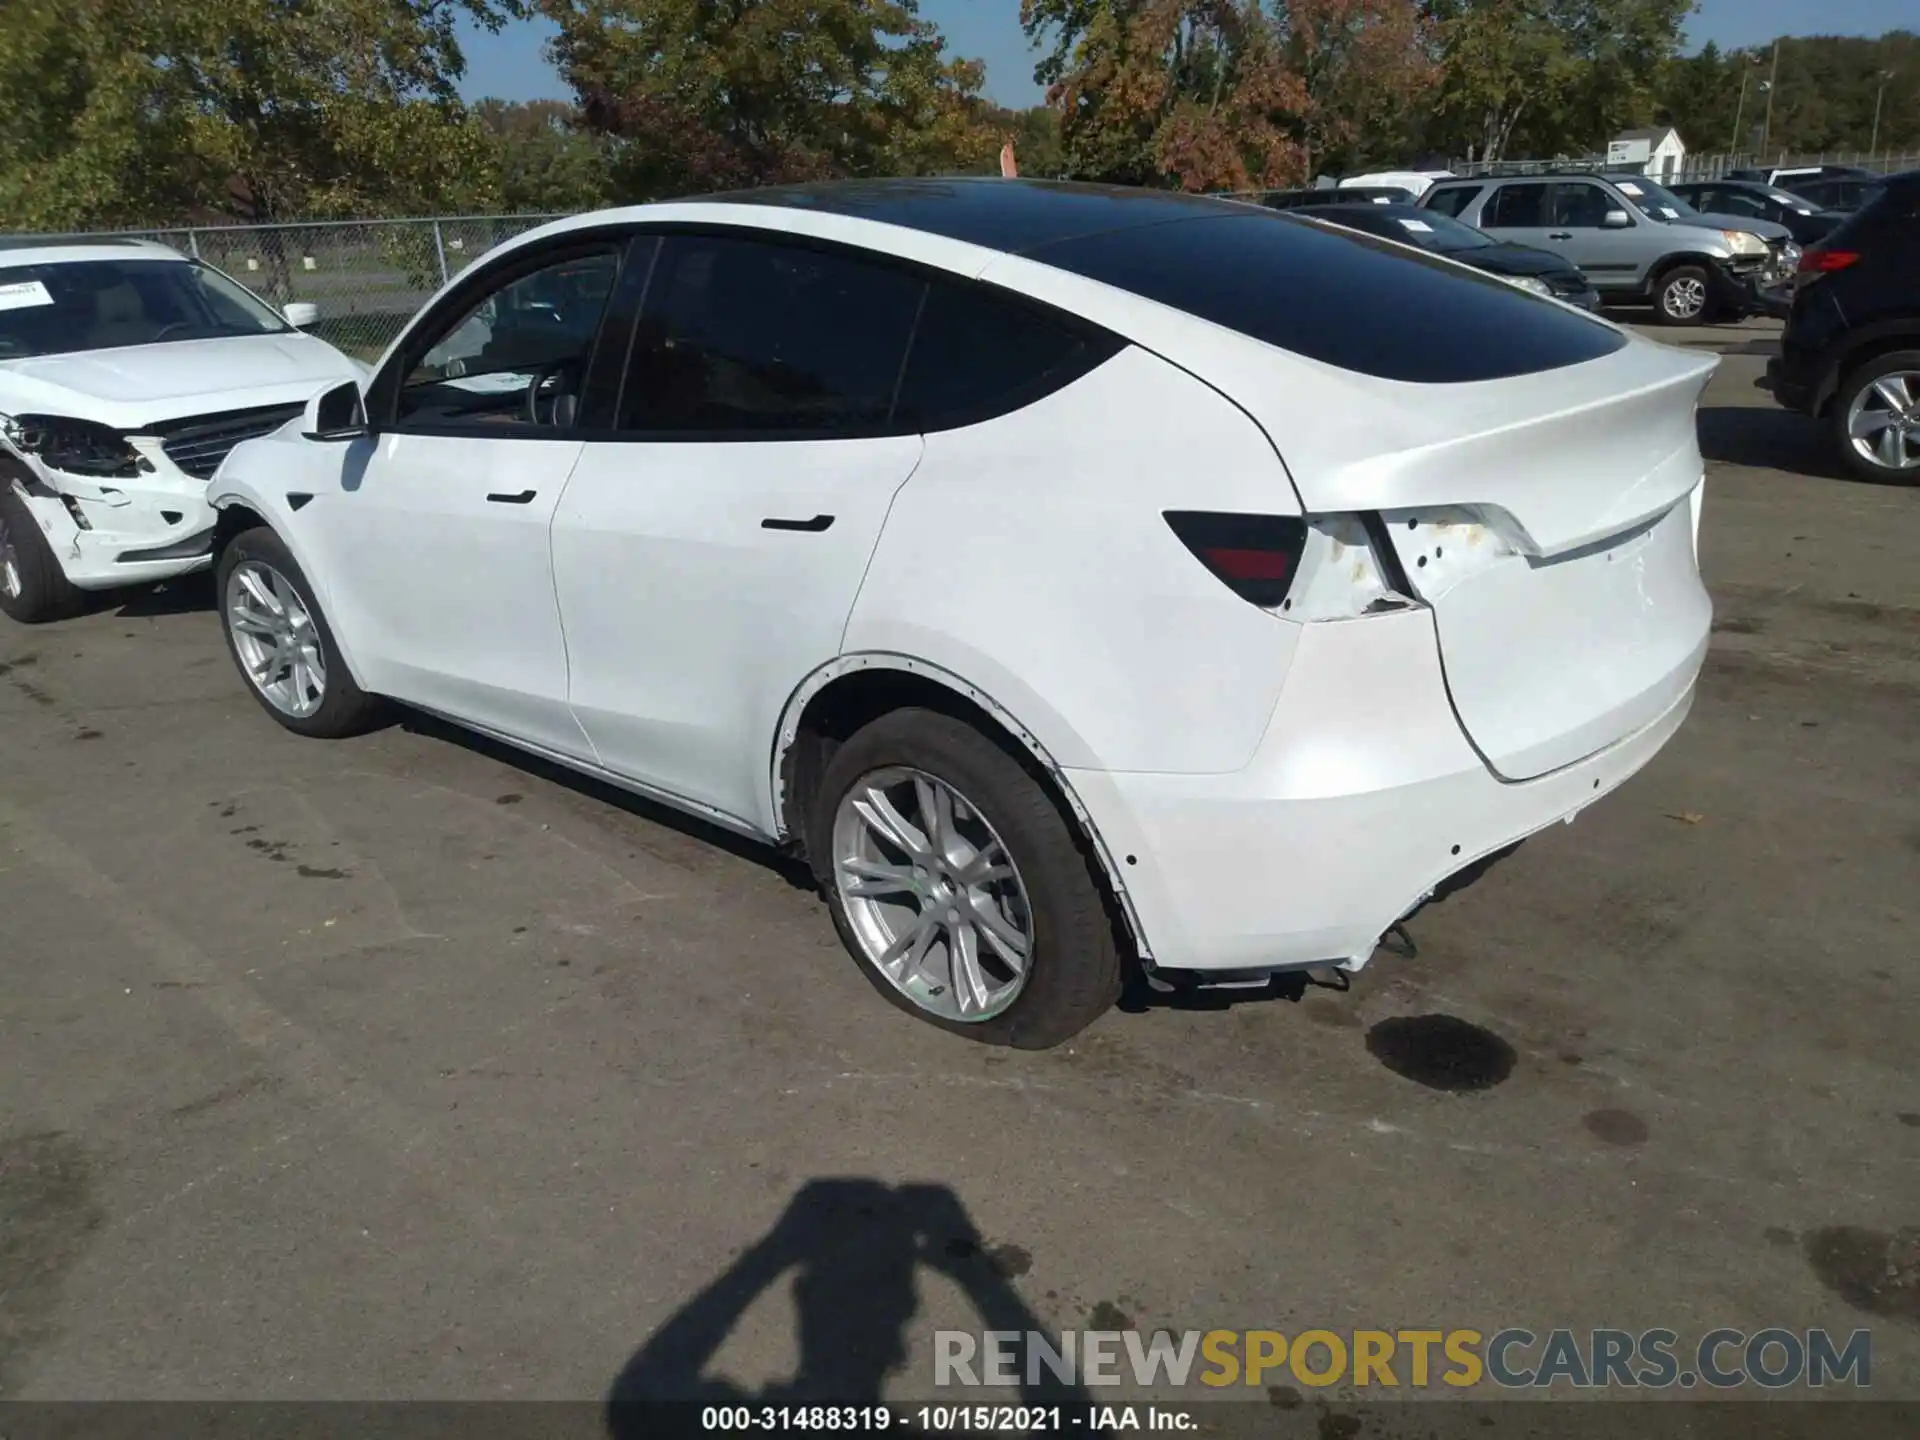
1,1,1915,233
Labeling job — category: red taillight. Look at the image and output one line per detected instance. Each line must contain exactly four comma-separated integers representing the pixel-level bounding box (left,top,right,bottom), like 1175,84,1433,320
1165,511,1306,609
1796,246,1859,275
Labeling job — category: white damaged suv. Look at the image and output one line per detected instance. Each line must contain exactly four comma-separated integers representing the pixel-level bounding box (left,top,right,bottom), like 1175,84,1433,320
0,239,363,623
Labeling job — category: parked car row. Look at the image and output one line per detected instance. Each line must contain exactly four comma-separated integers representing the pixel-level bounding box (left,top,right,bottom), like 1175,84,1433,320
4,179,1722,1047
1418,170,1796,324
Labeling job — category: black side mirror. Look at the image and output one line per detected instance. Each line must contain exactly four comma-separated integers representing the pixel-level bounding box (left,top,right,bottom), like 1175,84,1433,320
303,380,368,442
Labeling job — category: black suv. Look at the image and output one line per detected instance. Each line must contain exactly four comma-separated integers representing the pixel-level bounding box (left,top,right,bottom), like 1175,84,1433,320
1766,169,1920,482
1669,180,1845,245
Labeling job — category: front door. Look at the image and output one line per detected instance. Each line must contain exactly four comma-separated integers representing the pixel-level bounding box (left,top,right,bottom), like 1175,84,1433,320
552,232,930,830
1477,181,1560,256
1546,181,1646,293
309,242,625,757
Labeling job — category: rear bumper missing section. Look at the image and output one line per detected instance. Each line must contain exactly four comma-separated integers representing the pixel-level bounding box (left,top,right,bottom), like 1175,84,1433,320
1067,607,1698,974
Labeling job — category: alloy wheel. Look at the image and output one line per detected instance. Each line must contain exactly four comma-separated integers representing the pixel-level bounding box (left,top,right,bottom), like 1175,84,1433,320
226,559,326,718
832,766,1035,1023
1663,276,1706,320
1845,370,1920,473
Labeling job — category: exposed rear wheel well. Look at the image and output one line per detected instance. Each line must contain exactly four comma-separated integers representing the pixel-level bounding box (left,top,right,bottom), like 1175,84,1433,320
777,665,1143,961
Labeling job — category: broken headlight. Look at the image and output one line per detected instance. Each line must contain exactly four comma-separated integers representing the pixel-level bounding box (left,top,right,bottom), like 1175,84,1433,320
0,413,151,477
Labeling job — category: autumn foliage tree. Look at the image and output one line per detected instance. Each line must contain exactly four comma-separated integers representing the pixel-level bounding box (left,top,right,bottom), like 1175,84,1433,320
542,0,1002,198
0,0,526,231
1023,1,1434,191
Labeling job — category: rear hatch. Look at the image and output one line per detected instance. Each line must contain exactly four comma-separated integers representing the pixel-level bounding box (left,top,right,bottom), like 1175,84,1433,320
1308,344,1716,779
987,213,1717,780
1185,332,1717,781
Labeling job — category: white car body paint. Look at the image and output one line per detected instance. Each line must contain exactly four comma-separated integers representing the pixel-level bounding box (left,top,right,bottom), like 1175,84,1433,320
1339,171,1457,198
210,187,1716,978
0,241,362,593
298,430,592,759
554,434,926,828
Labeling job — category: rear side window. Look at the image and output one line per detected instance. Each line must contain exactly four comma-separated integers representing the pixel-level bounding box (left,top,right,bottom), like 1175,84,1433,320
1484,184,1549,227
619,234,924,436
1423,186,1481,218
893,281,1117,432
1028,212,1625,384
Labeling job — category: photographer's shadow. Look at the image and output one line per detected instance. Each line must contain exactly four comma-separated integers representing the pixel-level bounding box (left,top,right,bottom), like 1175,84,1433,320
606,1179,1089,1436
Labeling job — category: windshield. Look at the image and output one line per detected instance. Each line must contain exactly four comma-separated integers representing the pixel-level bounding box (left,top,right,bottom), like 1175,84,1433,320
0,258,290,360
1396,209,1496,252
1609,176,1695,222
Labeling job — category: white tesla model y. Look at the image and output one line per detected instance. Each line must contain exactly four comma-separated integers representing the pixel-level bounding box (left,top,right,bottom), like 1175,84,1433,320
208,180,1715,1048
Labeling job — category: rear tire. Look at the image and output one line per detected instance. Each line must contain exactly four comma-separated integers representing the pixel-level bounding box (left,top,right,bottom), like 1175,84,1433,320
808,708,1123,1049
1653,264,1713,326
1831,350,1920,485
216,525,384,737
0,480,85,625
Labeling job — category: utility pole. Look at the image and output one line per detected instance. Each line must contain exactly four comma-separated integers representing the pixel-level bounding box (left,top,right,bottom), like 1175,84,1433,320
1760,37,1782,160
1730,52,1765,156
1870,70,1895,159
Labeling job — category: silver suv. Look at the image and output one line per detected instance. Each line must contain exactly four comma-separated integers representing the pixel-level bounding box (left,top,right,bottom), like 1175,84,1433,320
1422,172,1775,325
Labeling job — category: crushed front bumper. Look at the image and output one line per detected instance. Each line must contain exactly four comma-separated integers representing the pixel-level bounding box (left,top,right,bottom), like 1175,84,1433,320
1068,606,1699,974
7,442,217,590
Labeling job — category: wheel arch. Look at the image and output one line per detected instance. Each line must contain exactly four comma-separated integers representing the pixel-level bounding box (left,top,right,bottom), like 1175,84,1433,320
1812,327,1920,417
770,654,1153,962
208,492,374,691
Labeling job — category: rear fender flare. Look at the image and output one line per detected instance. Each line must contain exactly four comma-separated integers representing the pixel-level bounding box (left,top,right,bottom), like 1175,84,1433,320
769,651,1153,962
1811,324,1920,416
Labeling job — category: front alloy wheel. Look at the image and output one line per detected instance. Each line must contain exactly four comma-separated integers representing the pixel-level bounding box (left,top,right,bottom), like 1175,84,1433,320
226,559,327,718
832,766,1035,1023
1659,270,1709,323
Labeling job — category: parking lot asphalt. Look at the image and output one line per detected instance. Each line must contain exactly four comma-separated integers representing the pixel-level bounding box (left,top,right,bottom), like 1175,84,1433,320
1,318,1916,1417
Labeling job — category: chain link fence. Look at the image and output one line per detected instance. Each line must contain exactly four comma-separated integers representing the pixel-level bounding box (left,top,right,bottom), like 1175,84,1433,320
11,214,569,361
1444,151,1920,182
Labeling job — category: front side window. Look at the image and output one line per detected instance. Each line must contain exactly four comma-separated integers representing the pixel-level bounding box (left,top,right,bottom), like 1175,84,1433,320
394,249,620,431
618,235,926,436
1550,183,1616,228
0,259,289,359
1484,184,1549,228
1708,188,1765,217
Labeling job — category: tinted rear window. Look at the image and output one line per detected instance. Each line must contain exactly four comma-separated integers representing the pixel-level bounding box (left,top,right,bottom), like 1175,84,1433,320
1026,212,1624,384
894,281,1118,432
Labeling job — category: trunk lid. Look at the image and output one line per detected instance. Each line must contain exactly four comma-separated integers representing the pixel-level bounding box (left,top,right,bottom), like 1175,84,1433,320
1211,335,1718,780
1331,344,1717,780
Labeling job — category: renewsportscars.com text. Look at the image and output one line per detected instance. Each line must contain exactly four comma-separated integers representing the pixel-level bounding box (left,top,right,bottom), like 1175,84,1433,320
934,1327,1872,1390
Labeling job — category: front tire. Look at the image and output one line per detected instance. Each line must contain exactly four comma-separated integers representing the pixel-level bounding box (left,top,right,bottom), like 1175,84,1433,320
808,708,1123,1049
216,525,384,737
1832,350,1920,485
0,481,84,625
1653,264,1713,326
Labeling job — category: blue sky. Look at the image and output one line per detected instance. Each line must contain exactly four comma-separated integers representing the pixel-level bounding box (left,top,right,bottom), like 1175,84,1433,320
457,0,1916,108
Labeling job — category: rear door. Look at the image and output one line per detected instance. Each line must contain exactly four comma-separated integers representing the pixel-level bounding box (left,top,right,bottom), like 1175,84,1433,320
1476,182,1558,256
550,231,927,830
